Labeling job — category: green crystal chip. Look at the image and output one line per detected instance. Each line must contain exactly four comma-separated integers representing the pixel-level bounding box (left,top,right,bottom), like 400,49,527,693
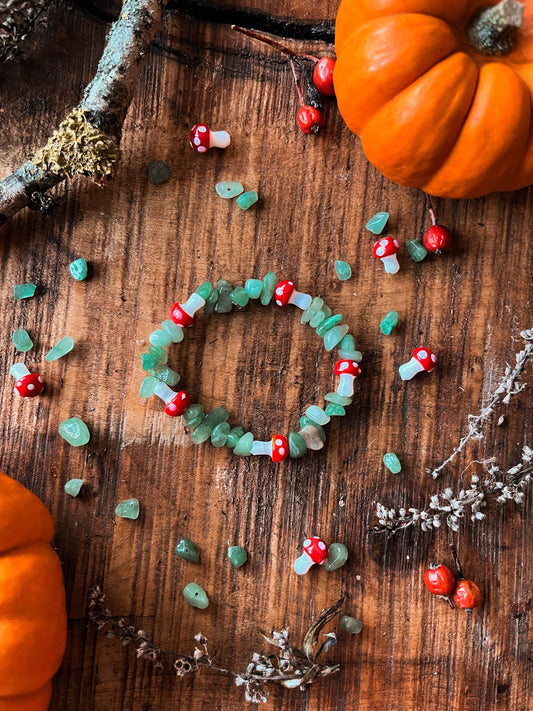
14,283,37,300
203,406,230,427
59,417,90,446
309,305,332,328
69,258,88,281
196,281,213,299
340,615,362,634
231,286,249,308
338,348,362,362
366,211,389,234
334,260,352,281
226,426,246,449
12,328,33,352
228,545,248,568
215,279,233,313
183,583,209,609
406,239,428,262
305,405,330,425
245,279,263,298
149,329,172,347
64,478,84,497
215,181,244,198
316,314,343,337
325,403,346,416
115,498,140,519
260,271,277,305
203,289,218,314
288,431,307,458
324,542,349,571
191,422,213,444
380,311,399,335
161,319,184,343
383,452,402,474
301,296,323,325
299,417,326,442
236,190,258,210
211,421,230,447
184,404,205,428
324,324,349,351
339,334,357,351
149,365,180,386
45,336,74,362
139,376,158,397
148,345,167,364
234,432,253,455
148,160,171,184
324,392,352,406
175,537,199,562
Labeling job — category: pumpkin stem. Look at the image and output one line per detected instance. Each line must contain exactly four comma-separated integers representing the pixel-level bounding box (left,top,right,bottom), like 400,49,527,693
467,0,524,56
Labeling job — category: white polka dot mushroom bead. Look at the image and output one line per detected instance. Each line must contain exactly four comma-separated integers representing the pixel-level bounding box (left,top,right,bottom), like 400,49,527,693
399,347,437,381
189,123,231,153
170,292,205,327
153,381,190,416
294,536,329,575
274,280,313,310
250,434,289,462
334,359,362,397
372,236,400,274
10,363,44,398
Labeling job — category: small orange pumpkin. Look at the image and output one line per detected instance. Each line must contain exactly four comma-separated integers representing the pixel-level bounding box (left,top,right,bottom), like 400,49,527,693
0,472,67,711
334,0,533,198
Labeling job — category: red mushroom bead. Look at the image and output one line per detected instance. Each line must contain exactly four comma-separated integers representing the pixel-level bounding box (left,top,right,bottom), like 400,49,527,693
294,536,329,575
14,373,44,398
334,359,362,397
190,123,231,153
399,347,436,381
170,292,206,328
274,280,312,310
164,391,190,417
372,237,400,274
250,435,289,461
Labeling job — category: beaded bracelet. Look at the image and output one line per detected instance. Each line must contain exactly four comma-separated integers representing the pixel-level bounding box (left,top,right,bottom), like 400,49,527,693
139,273,362,462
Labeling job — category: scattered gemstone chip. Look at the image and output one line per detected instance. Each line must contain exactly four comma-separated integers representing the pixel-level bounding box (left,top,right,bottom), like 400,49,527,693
228,545,248,568
64,479,84,497
59,417,90,446
12,328,33,352
148,160,171,184
383,452,402,474
340,615,363,634
183,582,209,609
14,283,37,300
175,537,200,562
115,498,140,519
69,258,88,281
139,376,158,398
236,190,258,210
45,336,74,361
380,311,399,336
366,211,389,234
406,239,429,262
334,260,352,281
324,542,349,571
215,181,244,198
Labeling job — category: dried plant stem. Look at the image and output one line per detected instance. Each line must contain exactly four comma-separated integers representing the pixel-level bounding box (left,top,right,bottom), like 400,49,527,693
0,0,168,227
231,24,318,62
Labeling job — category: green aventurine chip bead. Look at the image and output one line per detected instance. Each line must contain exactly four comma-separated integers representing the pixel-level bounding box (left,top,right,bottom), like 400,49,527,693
148,160,171,184
139,376,158,397
203,406,230,427
226,426,246,449
149,345,167,364
324,542,349,571
245,279,263,298
406,239,429,262
324,324,349,351
215,181,244,198
149,329,172,347
211,422,231,447
301,297,323,325
204,288,218,314
64,479,84,497
299,417,326,442
325,403,346,416
288,431,307,458
236,190,258,210
309,305,332,328
260,271,277,305
14,283,37,299
196,281,213,299
191,422,213,444
234,432,254,455
215,279,233,313
340,615,363,634
228,546,248,568
12,328,33,352
183,583,209,609
69,258,88,281
380,311,399,335
184,405,204,428
115,498,140,519
175,537,200,562
383,452,402,474
161,319,184,343
339,334,357,351
59,417,90,446
324,392,352,406
305,405,330,425
338,348,363,362
149,365,180,386
335,260,352,281
142,353,160,371
366,211,389,235
316,314,343,337
231,286,249,308
45,336,75,361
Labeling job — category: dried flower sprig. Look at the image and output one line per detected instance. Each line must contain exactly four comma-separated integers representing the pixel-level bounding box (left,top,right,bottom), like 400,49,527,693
0,0,51,64
428,328,533,479
374,445,533,534
88,587,344,704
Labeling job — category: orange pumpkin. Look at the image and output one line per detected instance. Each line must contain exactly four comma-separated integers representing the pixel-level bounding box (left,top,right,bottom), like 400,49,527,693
0,472,67,711
334,0,533,198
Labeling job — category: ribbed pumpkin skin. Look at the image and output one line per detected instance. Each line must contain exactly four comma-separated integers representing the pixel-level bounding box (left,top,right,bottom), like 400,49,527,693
334,0,533,198
0,473,67,710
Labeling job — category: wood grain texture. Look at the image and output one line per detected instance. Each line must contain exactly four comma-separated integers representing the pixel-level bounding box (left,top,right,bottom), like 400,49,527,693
0,2,532,710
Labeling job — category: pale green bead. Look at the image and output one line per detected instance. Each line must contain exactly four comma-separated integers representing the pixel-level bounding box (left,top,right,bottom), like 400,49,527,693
45,336,74,361
183,583,209,609
211,422,230,447
228,546,248,568
59,417,90,446
324,324,349,351
325,403,346,416
12,328,33,352
69,258,88,281
315,314,343,336
196,281,213,299
334,260,352,281
215,181,244,199
299,417,326,442
338,349,363,362
115,498,140,519
234,432,253,455
310,305,332,328
236,190,258,210
288,431,307,458
340,615,362,634
203,289,218,314
149,329,172,347
339,334,358,351
161,319,184,343
406,239,428,262
301,297,323,324
324,542,348,571
64,479,84,497
380,311,399,335
191,422,213,444
203,406,229,427
148,345,167,364
13,283,36,300
215,279,233,313
305,405,330,425
383,452,402,474
175,537,199,562
324,392,352,406
149,365,180,386
245,279,263,298
226,426,245,449
260,271,277,305
231,286,249,308
299,424,324,450
366,211,389,234
139,376,158,397
184,404,204,428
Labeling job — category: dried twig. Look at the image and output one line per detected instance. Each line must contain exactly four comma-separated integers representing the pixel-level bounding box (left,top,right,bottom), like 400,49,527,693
0,0,52,63
0,0,168,227
88,587,344,704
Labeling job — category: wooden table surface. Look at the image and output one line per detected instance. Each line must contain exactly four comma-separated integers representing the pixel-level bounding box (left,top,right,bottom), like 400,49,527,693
1,2,532,710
